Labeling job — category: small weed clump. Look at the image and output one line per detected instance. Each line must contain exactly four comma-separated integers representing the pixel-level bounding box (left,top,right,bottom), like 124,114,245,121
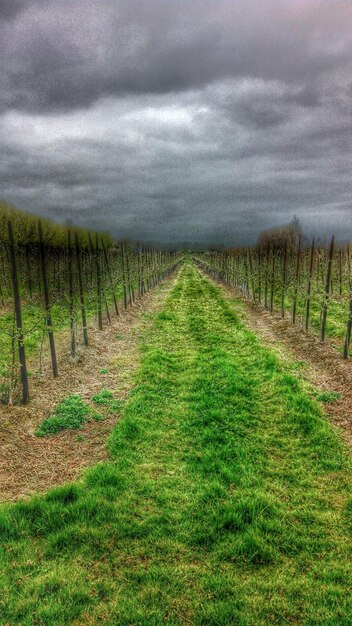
313,390,341,404
36,395,90,437
92,389,114,406
36,391,114,437
91,411,105,422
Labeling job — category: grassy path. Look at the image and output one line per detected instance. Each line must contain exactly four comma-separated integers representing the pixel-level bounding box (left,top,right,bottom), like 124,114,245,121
0,262,351,625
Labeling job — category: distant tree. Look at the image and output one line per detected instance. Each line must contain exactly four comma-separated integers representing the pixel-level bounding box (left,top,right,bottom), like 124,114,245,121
257,216,302,252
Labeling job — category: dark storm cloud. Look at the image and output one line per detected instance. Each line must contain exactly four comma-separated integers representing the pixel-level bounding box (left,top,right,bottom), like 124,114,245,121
0,1,351,244
0,0,27,21
0,0,351,113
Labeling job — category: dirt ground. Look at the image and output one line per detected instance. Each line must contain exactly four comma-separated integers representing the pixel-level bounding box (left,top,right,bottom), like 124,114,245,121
0,276,176,503
213,276,352,449
1,267,350,504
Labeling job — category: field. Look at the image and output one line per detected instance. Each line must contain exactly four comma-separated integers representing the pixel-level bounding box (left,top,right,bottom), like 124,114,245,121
0,261,351,625
1,1,351,623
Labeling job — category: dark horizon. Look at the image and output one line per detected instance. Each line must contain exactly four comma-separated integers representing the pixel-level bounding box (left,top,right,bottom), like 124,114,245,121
2,202,348,251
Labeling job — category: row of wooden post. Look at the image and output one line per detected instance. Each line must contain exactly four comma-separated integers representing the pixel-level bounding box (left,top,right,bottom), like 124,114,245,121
5,219,178,404
196,235,352,359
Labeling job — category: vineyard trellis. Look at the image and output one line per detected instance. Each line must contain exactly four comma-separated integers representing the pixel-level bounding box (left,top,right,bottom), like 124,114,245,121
0,204,179,405
197,236,352,359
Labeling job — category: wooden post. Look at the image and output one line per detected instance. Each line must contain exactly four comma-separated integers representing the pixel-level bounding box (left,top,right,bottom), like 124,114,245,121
281,239,287,318
7,221,30,404
292,236,301,325
75,234,88,346
243,249,249,297
56,249,62,294
136,243,141,298
258,247,262,303
270,250,276,312
25,244,33,298
305,238,315,333
320,235,334,342
67,230,76,357
88,232,103,330
248,248,256,301
38,220,58,377
347,245,352,293
0,253,4,307
95,233,103,331
264,243,269,309
124,244,133,305
140,246,145,296
121,243,128,309
104,291,111,324
343,299,352,359
102,239,119,317
146,248,150,291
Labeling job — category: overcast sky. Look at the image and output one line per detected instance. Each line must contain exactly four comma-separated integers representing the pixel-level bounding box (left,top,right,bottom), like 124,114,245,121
0,0,351,245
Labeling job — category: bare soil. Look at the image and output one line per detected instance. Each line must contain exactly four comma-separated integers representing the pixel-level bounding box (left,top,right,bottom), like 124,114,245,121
0,277,176,502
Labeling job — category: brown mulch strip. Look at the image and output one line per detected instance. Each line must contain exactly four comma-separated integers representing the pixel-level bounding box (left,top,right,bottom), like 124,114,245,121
0,277,177,503
208,274,352,448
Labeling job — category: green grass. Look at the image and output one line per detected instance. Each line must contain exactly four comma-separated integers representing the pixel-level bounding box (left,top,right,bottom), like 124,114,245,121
0,263,351,624
91,411,105,422
92,389,114,406
36,393,111,437
313,390,341,404
35,395,91,437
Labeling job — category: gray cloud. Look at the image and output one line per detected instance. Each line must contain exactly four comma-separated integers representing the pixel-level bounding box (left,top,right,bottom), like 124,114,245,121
1,0,351,113
0,0,27,21
0,1,351,245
